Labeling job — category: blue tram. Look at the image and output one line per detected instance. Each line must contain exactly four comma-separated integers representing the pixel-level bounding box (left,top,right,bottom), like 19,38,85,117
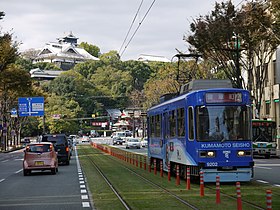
147,80,254,182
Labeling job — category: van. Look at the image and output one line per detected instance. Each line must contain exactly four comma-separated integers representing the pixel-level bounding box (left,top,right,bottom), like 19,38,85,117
41,134,70,165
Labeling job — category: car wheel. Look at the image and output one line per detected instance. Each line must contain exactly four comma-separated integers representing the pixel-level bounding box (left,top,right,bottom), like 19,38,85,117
56,168,58,172
51,168,56,175
65,160,70,165
23,169,29,176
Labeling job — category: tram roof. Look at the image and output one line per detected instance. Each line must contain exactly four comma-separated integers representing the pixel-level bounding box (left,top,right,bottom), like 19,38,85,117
148,88,247,112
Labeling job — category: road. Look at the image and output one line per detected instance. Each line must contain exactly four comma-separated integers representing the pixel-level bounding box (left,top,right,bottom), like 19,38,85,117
253,156,280,186
0,147,92,210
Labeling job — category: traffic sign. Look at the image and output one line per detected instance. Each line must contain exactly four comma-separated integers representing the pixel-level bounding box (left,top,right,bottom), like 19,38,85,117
18,97,44,117
10,108,17,117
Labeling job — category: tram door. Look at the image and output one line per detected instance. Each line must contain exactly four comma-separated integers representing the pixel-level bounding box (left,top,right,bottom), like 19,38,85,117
163,112,169,170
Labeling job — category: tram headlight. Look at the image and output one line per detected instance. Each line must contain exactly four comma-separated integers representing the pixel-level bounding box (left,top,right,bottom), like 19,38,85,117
199,150,216,158
237,150,245,157
237,150,252,157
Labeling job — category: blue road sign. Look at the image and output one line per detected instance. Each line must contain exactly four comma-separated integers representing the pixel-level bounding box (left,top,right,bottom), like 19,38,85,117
18,97,44,117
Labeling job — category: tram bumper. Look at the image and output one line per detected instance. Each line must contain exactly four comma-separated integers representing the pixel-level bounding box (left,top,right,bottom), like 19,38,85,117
200,168,253,182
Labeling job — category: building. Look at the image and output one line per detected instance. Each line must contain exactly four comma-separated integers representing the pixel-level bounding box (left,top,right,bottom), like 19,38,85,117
255,46,280,148
29,68,63,80
137,54,170,63
33,32,99,70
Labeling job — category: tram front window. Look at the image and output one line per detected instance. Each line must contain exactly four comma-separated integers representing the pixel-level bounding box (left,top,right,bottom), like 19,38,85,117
196,106,251,142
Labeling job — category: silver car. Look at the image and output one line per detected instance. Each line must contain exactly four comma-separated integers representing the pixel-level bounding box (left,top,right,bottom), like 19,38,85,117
125,138,141,149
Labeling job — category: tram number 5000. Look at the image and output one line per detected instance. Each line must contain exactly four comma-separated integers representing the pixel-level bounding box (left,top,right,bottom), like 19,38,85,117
206,162,218,167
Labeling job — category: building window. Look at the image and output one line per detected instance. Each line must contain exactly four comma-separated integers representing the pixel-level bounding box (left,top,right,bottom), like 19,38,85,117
265,102,270,115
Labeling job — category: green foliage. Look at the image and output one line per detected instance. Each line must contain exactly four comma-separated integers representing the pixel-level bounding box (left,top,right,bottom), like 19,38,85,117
79,42,100,58
0,33,19,73
43,94,82,134
15,57,34,72
73,60,103,79
122,60,152,90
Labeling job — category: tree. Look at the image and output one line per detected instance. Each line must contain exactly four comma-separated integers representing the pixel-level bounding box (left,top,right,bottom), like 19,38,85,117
43,94,82,134
186,1,243,88
123,60,153,91
79,42,100,58
90,65,133,109
185,0,280,116
0,33,19,73
44,70,100,116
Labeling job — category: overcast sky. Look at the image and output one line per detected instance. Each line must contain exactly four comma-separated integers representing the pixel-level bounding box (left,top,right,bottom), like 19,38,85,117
0,0,244,61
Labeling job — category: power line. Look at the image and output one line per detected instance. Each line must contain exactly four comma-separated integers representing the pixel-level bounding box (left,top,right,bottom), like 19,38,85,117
119,0,144,54
119,0,156,58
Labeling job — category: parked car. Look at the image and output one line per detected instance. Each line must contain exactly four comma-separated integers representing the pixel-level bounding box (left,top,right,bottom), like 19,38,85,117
141,138,148,147
125,130,132,137
23,142,58,176
125,138,141,149
41,134,71,165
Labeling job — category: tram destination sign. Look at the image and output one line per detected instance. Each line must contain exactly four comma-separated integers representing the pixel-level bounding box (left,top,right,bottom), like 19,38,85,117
205,92,242,103
18,97,44,117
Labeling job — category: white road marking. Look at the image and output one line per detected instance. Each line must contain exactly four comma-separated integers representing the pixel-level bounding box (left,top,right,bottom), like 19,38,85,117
254,166,272,170
81,195,88,199
0,179,5,183
256,180,269,184
76,147,90,208
274,184,280,187
82,202,90,208
15,169,23,174
1,160,8,163
255,163,280,167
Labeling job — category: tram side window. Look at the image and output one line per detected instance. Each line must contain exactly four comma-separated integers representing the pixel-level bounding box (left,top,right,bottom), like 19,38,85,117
169,110,176,137
149,116,155,137
155,114,161,137
177,108,185,137
188,107,194,140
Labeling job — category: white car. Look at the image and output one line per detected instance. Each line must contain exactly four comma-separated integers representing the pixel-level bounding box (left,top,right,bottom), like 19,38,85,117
125,138,141,149
81,136,90,143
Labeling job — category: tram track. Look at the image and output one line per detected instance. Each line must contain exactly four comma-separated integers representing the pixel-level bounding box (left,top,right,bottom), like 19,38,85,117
79,146,199,210
86,152,131,210
205,185,265,210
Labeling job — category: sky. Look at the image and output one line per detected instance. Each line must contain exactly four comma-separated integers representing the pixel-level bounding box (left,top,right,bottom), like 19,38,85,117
0,0,244,61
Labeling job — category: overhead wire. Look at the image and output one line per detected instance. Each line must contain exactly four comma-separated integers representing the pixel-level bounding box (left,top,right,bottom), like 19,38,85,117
119,0,156,58
119,0,144,54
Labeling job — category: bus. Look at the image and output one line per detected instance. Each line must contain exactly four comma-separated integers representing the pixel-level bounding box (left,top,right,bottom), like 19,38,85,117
147,80,254,182
252,119,277,158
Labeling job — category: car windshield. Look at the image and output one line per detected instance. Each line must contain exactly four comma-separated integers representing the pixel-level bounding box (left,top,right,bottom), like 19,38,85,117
26,144,51,153
42,135,67,146
196,105,251,142
129,139,139,142
117,133,126,137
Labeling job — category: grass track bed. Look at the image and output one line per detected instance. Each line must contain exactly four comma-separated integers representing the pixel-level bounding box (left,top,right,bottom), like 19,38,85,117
78,145,280,210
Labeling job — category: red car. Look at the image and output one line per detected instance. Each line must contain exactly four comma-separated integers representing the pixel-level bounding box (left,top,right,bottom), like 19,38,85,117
23,142,58,176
